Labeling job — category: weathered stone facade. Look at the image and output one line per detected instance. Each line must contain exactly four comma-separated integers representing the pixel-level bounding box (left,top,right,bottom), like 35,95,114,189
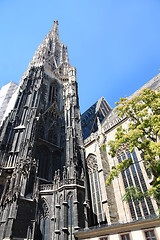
0,21,90,240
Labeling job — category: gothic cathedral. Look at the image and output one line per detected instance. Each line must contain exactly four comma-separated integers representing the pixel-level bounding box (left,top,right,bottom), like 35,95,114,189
1,20,160,240
0,21,89,240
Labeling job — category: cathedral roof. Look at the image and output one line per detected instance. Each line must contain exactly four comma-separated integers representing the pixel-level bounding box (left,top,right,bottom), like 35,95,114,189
82,73,160,142
101,73,160,129
128,73,160,99
81,97,112,140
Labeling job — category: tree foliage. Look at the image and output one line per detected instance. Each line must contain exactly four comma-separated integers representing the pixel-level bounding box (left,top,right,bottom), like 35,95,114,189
106,88,160,213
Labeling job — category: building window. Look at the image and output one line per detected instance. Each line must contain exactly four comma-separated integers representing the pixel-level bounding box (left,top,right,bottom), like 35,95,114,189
39,199,50,240
120,233,130,240
117,149,155,219
99,237,108,240
87,155,105,223
49,83,58,104
144,230,157,240
36,146,50,180
68,194,74,240
40,217,49,240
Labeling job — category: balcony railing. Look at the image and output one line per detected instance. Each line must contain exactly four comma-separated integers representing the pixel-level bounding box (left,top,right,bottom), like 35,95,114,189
39,178,84,191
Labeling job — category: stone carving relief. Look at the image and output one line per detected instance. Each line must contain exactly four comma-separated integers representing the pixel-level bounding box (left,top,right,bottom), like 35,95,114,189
40,198,50,219
87,155,98,173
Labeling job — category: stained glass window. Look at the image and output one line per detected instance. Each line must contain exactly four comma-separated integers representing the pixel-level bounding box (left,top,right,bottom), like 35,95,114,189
87,155,105,223
118,149,155,219
68,194,74,240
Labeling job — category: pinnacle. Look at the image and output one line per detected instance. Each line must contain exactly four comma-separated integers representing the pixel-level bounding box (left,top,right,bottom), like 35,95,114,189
28,20,60,68
20,21,70,82
54,20,58,24
50,20,59,42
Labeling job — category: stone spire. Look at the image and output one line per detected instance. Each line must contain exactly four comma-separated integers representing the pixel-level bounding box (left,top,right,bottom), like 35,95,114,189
50,20,59,42
19,20,70,84
28,20,69,68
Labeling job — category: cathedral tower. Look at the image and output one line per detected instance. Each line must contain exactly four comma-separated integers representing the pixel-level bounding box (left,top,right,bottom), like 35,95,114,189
0,21,89,240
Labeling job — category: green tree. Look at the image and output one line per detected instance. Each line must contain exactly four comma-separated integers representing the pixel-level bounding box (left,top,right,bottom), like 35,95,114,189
106,88,160,214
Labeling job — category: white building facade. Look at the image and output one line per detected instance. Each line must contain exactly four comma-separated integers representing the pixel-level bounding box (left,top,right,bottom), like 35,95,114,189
0,82,18,126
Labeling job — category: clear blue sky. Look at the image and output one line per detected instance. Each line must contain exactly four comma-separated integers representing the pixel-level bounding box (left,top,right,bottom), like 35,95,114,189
0,0,160,113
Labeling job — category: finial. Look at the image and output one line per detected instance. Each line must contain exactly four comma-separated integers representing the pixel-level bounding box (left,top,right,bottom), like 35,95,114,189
54,20,58,25
50,20,59,43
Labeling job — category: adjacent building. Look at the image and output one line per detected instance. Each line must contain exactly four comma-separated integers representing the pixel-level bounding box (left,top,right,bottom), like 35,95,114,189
78,74,160,240
0,82,18,126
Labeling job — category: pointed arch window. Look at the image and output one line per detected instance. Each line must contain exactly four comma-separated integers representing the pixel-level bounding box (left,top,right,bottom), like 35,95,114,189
49,82,58,104
67,193,74,240
87,155,105,223
39,199,50,240
59,195,63,232
117,149,155,220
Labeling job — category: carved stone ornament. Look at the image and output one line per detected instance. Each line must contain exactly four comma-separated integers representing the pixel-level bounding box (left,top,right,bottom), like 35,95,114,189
116,143,129,157
87,155,98,171
40,198,50,219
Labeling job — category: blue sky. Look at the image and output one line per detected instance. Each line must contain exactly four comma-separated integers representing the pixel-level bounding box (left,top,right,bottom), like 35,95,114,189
0,0,160,113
